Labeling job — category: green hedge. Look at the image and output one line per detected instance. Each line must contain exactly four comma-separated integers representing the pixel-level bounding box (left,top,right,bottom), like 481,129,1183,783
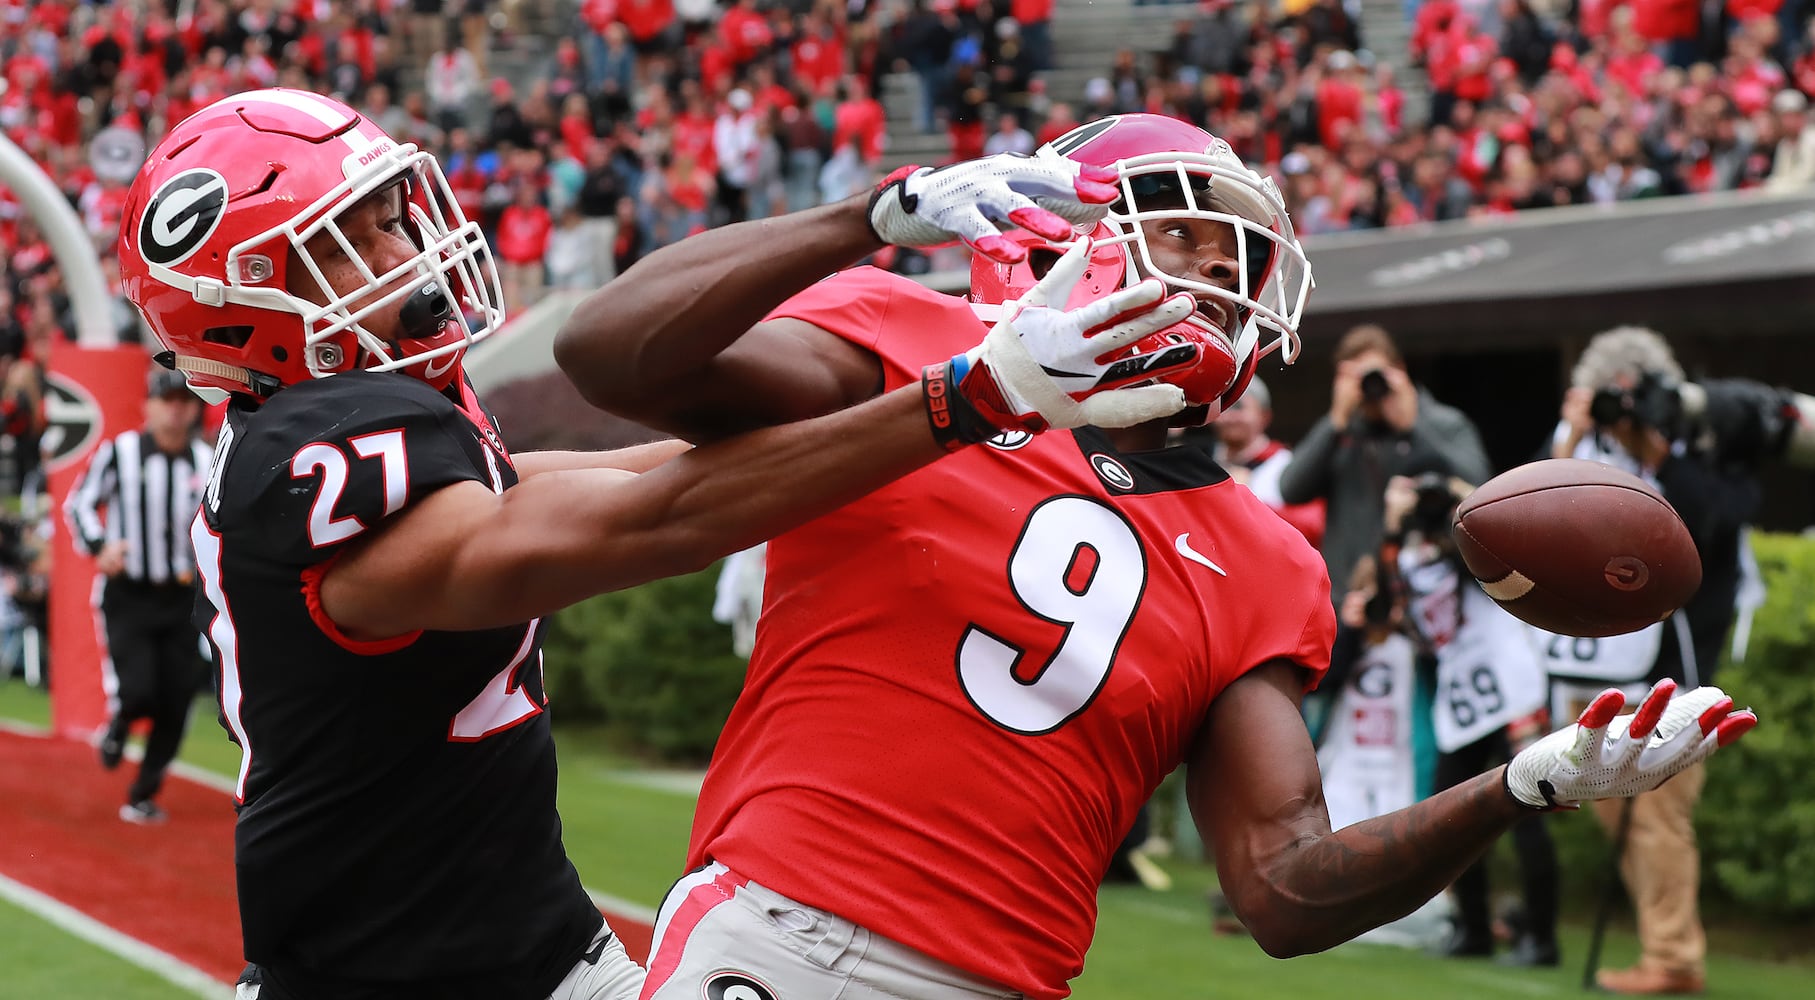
541,563,745,764
1693,531,1815,919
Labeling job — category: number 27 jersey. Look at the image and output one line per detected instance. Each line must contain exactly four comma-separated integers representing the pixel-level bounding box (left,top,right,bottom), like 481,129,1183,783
192,372,598,996
690,268,1336,998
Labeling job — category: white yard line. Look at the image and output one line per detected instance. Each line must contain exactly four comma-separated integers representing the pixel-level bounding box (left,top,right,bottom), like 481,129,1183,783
0,873,229,997
588,888,660,927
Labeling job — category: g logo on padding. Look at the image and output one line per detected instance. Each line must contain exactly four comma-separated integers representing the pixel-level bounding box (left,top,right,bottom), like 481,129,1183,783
140,168,230,266
704,972,776,1000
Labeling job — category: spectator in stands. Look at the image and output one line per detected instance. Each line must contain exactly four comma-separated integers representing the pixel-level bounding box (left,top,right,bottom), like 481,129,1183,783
425,23,481,133
895,0,958,134
984,111,1036,156
546,205,599,292
585,20,638,120
497,179,553,315
714,88,761,226
986,16,1038,117
1501,0,1555,83
1406,150,1476,220
1767,88,1815,188
1201,376,1325,547
941,61,989,161
643,151,714,249
745,111,786,220
612,193,647,274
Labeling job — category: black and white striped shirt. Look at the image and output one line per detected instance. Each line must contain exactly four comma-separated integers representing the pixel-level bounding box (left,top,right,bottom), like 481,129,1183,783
64,430,214,585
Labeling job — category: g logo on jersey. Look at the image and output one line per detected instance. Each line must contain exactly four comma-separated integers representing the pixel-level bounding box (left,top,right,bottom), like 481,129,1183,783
140,168,229,266
1089,453,1135,491
704,972,776,1000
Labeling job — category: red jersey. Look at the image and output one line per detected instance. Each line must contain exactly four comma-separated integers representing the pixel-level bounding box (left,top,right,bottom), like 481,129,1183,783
688,269,1334,998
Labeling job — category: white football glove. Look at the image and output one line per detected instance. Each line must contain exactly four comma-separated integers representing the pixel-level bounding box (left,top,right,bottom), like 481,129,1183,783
921,237,1205,448
868,153,1119,264
1504,679,1756,810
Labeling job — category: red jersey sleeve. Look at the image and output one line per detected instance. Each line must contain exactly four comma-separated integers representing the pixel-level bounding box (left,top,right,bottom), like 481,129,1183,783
1205,500,1335,694
765,266,983,390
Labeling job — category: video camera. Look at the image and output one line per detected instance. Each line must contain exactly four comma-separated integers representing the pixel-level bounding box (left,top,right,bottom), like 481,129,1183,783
1590,372,1815,469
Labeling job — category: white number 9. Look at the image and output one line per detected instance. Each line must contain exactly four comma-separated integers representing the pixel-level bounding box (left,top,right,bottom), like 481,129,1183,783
958,496,1145,734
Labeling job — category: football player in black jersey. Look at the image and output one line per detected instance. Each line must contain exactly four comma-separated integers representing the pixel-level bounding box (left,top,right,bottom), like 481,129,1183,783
115,89,1213,1000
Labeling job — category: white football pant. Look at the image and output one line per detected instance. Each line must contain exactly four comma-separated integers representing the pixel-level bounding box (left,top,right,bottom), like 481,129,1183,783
233,926,644,1000
640,862,1023,1000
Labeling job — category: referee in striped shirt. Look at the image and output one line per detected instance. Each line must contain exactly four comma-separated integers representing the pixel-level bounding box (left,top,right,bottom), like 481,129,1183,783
65,367,213,824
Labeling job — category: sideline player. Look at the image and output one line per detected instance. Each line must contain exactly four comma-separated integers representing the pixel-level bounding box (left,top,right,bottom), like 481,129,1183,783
558,114,1758,1000
116,90,1201,1000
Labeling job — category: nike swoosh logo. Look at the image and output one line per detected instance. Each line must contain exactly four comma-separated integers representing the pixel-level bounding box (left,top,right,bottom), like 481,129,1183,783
422,350,459,380
581,930,615,965
1175,533,1226,576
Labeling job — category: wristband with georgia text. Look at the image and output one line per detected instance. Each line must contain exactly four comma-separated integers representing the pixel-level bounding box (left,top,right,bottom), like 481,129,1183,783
921,356,1003,452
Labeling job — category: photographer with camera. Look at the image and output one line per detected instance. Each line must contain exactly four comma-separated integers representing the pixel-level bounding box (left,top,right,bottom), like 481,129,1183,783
1279,324,1491,604
1372,471,1560,966
1548,326,1763,996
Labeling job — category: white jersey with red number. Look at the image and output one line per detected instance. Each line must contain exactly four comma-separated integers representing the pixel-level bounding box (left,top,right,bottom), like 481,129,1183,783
686,268,1335,998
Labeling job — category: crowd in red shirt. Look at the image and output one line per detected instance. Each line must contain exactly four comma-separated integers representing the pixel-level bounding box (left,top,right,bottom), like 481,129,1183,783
1084,0,1814,235
6,0,1814,361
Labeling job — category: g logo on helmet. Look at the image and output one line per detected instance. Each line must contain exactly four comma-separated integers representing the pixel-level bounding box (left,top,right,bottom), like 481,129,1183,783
140,168,230,267
703,972,776,1000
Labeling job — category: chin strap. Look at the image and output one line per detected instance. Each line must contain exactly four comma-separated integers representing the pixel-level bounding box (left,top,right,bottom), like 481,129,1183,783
158,352,281,399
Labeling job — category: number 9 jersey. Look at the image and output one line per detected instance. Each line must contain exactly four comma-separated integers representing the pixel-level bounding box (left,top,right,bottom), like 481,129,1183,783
191,371,601,998
688,268,1335,999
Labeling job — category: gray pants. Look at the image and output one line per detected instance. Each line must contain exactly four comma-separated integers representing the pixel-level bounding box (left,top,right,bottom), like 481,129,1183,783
644,862,1024,1000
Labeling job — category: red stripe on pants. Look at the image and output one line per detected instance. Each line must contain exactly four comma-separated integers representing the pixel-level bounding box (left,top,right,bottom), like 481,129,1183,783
639,867,751,999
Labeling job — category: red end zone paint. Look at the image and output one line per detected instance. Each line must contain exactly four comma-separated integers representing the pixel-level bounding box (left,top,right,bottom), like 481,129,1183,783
0,730,657,985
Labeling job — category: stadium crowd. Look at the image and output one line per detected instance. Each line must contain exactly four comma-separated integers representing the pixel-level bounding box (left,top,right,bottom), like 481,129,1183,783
3,0,1814,349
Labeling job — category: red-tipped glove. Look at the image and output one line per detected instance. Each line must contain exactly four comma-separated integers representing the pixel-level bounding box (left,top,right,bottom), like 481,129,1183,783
867,152,1119,264
1504,679,1757,810
922,237,1205,449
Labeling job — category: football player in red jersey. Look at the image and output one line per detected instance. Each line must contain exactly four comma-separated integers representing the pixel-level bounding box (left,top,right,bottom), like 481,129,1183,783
116,89,1206,1000
558,114,1759,1000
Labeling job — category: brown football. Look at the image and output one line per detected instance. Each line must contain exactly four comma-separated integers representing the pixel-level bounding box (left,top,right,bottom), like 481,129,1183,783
1452,458,1701,637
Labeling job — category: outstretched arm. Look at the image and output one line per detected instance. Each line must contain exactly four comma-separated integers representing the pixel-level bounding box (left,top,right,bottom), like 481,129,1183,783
555,197,889,442
1189,664,1754,959
554,154,1119,442
323,387,944,635
1187,662,1523,958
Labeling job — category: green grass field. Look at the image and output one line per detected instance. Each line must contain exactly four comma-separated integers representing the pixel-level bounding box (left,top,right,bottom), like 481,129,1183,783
3,681,1809,999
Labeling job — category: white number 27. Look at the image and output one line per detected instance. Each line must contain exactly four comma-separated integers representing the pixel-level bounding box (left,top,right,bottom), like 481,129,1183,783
290,430,408,548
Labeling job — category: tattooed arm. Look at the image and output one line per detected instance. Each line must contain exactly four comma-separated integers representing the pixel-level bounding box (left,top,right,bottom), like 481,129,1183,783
1187,661,1526,957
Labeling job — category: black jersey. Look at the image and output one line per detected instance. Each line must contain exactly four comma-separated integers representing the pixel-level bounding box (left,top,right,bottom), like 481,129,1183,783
191,372,601,999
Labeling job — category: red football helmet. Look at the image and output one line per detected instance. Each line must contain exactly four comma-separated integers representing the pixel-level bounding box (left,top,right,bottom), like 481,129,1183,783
969,114,1312,422
118,88,504,398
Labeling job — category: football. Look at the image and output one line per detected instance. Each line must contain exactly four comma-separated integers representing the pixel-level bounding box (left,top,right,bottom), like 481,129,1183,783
1452,458,1701,637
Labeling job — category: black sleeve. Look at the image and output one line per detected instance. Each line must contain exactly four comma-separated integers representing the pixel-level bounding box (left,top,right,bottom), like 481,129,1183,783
64,436,117,555
222,376,494,566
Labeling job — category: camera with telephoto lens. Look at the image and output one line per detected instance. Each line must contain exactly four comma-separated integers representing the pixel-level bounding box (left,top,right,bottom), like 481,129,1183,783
1591,372,1815,470
1360,368,1391,402
1589,372,1684,436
